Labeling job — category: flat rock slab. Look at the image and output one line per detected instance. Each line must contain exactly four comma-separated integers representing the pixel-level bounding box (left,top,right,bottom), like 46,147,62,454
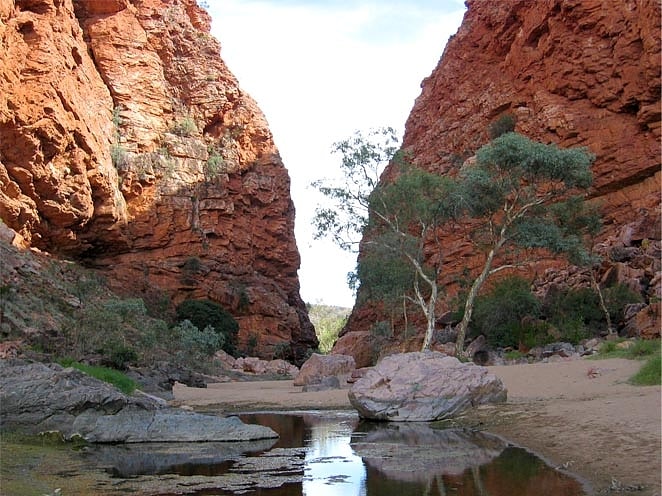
349,351,507,421
0,359,277,442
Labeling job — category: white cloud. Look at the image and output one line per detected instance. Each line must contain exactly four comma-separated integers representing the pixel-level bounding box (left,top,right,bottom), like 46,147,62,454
207,1,465,307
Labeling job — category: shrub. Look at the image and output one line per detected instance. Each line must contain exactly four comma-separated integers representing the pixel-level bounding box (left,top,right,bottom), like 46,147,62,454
603,283,643,322
171,117,197,137
488,114,516,139
175,299,238,355
544,283,643,336
107,344,138,370
471,276,541,348
176,320,224,358
110,143,128,169
205,148,225,180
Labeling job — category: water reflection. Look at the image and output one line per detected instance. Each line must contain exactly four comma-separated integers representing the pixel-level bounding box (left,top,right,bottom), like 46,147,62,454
238,412,588,496
303,418,366,496
77,411,588,496
88,439,277,477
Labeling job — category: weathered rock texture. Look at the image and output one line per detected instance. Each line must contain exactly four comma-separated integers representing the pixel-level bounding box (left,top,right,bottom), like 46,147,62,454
349,352,507,421
337,0,661,362
0,0,315,361
0,359,278,442
293,353,355,386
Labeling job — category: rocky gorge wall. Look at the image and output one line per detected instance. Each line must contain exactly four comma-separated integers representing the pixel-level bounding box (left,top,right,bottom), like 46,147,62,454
336,0,661,366
0,0,316,361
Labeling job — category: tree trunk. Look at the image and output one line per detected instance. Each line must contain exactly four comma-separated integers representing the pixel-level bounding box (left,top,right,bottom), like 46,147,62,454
590,269,614,335
421,282,438,351
455,248,496,356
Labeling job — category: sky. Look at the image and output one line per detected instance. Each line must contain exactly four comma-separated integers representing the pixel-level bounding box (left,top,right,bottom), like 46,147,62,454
206,0,466,308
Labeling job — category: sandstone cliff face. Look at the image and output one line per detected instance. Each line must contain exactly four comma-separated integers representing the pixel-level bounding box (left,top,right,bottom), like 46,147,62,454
337,0,660,365
0,0,316,361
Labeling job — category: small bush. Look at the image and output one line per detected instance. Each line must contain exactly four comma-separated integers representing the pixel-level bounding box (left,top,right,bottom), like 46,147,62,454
544,284,643,337
488,114,516,139
472,276,541,348
504,350,525,361
175,299,239,355
175,320,224,360
205,148,225,180
58,359,137,394
171,117,197,137
110,143,129,169
107,344,138,370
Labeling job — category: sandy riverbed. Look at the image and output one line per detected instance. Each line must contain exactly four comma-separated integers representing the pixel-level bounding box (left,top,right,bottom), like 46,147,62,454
173,357,661,495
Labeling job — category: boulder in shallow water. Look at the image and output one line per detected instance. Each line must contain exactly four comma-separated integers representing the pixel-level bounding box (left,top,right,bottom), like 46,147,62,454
348,351,507,421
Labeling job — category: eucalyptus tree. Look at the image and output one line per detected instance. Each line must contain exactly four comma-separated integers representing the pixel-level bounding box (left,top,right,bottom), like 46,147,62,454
452,132,597,354
313,128,452,350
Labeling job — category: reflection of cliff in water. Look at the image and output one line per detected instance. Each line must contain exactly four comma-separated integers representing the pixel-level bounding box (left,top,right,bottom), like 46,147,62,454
352,423,586,496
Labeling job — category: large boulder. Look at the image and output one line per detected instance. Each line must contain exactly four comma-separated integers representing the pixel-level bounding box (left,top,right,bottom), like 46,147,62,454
293,353,355,386
348,352,507,421
0,360,277,442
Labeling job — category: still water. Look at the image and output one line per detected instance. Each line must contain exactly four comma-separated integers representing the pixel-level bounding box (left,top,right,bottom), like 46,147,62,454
80,410,590,495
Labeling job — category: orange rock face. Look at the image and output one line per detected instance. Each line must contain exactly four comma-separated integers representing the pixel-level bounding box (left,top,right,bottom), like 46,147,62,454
339,0,661,361
0,0,316,362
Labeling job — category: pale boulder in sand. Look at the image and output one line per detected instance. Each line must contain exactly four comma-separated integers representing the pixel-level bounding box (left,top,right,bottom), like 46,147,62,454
349,351,507,421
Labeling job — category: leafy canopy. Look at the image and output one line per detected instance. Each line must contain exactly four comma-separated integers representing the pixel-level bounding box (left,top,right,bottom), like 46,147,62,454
312,127,400,251
452,132,598,354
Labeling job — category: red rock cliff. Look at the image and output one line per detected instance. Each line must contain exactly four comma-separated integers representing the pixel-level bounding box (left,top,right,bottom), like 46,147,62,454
336,0,661,366
0,0,316,362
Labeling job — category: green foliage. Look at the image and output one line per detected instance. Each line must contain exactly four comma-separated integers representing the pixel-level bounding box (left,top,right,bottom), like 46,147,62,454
471,276,542,348
596,339,660,359
312,127,451,350
272,342,291,360
110,143,128,169
107,344,138,370
111,105,123,129
246,333,258,356
65,298,148,363
543,284,642,338
603,283,643,318
369,320,393,363
473,132,594,191
171,117,197,137
58,359,137,394
504,350,525,361
630,354,661,386
175,320,224,358
205,146,225,180
488,113,517,139
175,299,238,355
308,304,349,354
355,241,416,304
312,127,399,251
453,132,597,353
593,339,660,386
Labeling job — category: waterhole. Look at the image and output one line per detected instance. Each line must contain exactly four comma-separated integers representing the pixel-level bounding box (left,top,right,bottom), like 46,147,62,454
82,410,590,495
